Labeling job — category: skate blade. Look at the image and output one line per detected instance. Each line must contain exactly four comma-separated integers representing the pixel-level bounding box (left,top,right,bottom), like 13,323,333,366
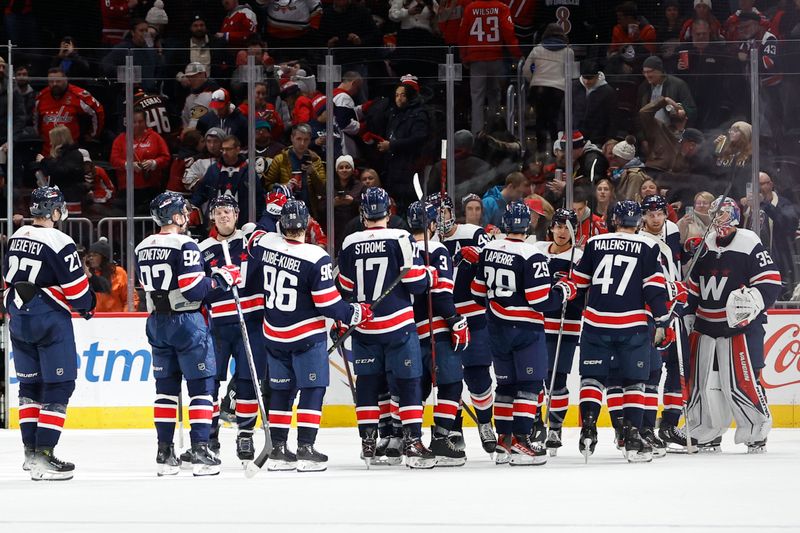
239,459,254,469
157,464,181,476
548,448,558,457
244,461,263,478
434,456,467,467
494,453,510,465
31,470,74,481
179,454,193,469
581,438,594,464
747,447,766,454
297,460,328,472
665,444,690,454
405,457,436,469
267,459,297,471
625,451,654,463
509,455,547,466
652,448,667,459
370,456,403,466
192,463,221,476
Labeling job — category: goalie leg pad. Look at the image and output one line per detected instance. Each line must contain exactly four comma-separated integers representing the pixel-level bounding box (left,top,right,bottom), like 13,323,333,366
720,330,771,445
687,334,733,444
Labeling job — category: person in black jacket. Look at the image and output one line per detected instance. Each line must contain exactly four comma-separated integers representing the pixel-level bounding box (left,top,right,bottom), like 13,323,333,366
559,60,618,149
35,125,86,217
319,0,380,75
197,88,249,145
375,76,431,214
50,36,91,82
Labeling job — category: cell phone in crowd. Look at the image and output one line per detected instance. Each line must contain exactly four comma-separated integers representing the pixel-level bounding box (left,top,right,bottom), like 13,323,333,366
686,207,694,218
336,191,346,197
302,155,312,165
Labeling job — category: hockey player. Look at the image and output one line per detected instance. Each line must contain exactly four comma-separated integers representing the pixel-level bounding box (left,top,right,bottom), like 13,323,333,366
338,187,439,468
532,208,584,455
407,200,471,466
136,192,242,476
5,186,96,481
570,200,672,463
430,192,497,455
471,201,576,465
251,199,372,471
197,196,266,464
684,197,780,453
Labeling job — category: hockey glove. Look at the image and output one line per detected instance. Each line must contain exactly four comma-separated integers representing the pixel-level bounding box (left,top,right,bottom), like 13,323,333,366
330,321,348,345
211,264,242,291
553,279,578,303
654,326,676,349
349,302,373,326
455,246,480,265
668,281,688,304
425,265,440,289
446,314,470,351
683,237,703,255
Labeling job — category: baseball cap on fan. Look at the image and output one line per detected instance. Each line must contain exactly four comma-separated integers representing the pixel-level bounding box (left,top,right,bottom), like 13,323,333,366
209,88,230,110
184,62,206,76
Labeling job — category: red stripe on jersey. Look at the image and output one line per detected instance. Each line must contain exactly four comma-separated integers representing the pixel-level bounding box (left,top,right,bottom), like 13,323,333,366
403,266,428,283
338,274,354,290
489,300,543,323
42,286,70,309
210,295,264,316
456,301,485,315
687,279,700,296
570,270,591,288
750,271,781,284
697,307,727,320
357,308,415,333
312,286,341,305
416,317,449,337
178,272,203,289
61,276,89,298
470,278,487,296
525,285,549,305
583,308,648,326
643,273,666,286
263,317,326,341
543,318,582,334
38,411,66,428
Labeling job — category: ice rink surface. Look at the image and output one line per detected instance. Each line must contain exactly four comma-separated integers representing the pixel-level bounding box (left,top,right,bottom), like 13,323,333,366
1,427,798,533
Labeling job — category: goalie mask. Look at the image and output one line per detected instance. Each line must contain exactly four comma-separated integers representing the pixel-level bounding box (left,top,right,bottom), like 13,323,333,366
710,196,740,239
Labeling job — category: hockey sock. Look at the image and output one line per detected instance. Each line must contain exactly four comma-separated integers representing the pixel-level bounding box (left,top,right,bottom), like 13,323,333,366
268,388,297,444
494,385,515,435
513,383,542,435
154,376,181,444
297,387,325,445
235,378,259,436
186,377,214,444
18,382,43,448
396,377,424,438
355,374,382,438
579,378,604,423
377,392,392,438
210,379,222,439
464,365,494,424
606,385,624,423
643,386,659,430
623,382,646,429
433,382,462,434
548,372,569,429
390,395,403,437
37,381,75,449
662,358,683,427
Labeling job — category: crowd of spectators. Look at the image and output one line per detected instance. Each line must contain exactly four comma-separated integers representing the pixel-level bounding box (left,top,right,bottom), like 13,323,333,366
0,0,799,299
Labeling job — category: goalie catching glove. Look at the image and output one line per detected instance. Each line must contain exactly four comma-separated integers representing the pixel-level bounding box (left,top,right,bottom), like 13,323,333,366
330,303,374,344
446,314,470,351
726,286,764,328
211,264,242,291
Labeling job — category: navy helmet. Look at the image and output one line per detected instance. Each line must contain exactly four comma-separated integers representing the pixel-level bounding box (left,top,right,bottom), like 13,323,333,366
501,201,531,234
30,186,68,220
150,192,187,227
360,187,390,221
550,208,578,230
613,200,643,228
427,191,456,234
407,201,437,231
280,199,310,232
641,194,668,213
209,194,240,218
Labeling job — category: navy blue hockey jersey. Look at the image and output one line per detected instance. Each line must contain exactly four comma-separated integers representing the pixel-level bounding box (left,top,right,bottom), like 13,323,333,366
135,232,215,312
640,219,682,282
532,240,584,340
252,232,354,350
338,227,429,341
436,223,491,330
199,230,264,325
470,237,563,329
4,226,93,314
412,240,457,343
686,228,781,338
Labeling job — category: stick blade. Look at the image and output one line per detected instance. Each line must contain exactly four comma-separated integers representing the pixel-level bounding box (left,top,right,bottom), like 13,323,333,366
245,449,269,478
412,172,423,201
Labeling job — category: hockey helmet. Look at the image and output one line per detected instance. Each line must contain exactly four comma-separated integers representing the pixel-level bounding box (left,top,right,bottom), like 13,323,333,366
407,201,437,232
612,200,643,228
427,192,456,235
150,192,187,227
501,201,531,234
209,194,240,220
360,187,390,221
30,186,68,221
550,208,578,231
280,199,310,233
641,194,668,213
709,196,740,237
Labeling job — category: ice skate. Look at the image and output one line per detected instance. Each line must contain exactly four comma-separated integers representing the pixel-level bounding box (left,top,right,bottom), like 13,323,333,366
477,422,497,454
495,434,512,465
747,440,767,454
658,424,697,454
373,436,403,466
430,432,466,467
697,436,722,453
209,437,221,457
641,428,666,458
531,417,547,445
403,431,436,469
624,426,653,463
267,441,298,471
546,428,562,457
179,449,193,468
297,443,328,472
22,446,35,472
611,416,625,450
447,430,466,452
30,447,75,481
360,429,377,469
579,420,598,463
509,434,547,466
236,434,255,463
156,442,181,476
191,442,221,476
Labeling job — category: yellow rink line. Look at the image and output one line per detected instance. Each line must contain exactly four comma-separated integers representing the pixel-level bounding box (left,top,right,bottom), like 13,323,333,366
8,404,800,429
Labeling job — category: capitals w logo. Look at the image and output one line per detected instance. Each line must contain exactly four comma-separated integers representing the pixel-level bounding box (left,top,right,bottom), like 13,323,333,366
700,276,728,301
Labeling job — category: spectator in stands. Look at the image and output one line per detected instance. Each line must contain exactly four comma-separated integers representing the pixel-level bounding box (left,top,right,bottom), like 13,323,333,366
265,123,327,222
84,238,139,312
13,66,36,127
677,190,714,244
481,171,530,227
714,120,752,197
183,127,225,192
100,0,133,46
341,169,410,244
80,149,115,208
547,131,609,203
265,0,322,59
332,154,364,252
254,120,285,180
461,193,483,226
34,125,85,216
724,0,768,41
523,23,575,157
239,82,285,138
639,95,690,175
593,177,615,223
458,0,522,134
332,72,367,157
432,129,491,203
216,0,258,48
376,75,431,212
164,14,225,81
573,187,607,247
389,0,444,79
191,135,265,227
197,88,249,144
741,172,799,297
609,1,657,57
0,59,26,156
291,71,321,125
110,107,171,213
608,135,649,201
180,62,220,129
656,0,684,44
560,59,618,150
637,55,697,128
34,68,105,156
50,36,91,82
231,36,275,95
319,0,380,82
145,1,169,41
680,0,722,42
102,19,162,93
167,129,205,196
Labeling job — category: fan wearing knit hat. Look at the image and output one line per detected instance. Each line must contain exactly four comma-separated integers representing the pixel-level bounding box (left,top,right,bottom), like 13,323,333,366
679,0,723,41
608,136,651,202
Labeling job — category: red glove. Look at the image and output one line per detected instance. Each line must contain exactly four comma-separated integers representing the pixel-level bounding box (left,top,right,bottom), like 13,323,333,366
265,191,288,215
361,131,386,144
554,279,577,302
655,325,676,349
669,281,688,304
349,302,373,326
446,314,470,351
683,237,703,254
330,321,348,344
211,264,242,291
425,265,439,289
458,246,480,264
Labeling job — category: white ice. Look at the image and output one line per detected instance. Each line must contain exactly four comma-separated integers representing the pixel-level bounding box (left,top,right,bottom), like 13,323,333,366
1,427,798,533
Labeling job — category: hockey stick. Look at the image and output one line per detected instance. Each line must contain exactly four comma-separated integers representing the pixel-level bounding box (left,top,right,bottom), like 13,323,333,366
220,239,272,478
414,172,438,389
177,387,184,451
545,220,577,445
337,343,357,404
672,314,695,454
